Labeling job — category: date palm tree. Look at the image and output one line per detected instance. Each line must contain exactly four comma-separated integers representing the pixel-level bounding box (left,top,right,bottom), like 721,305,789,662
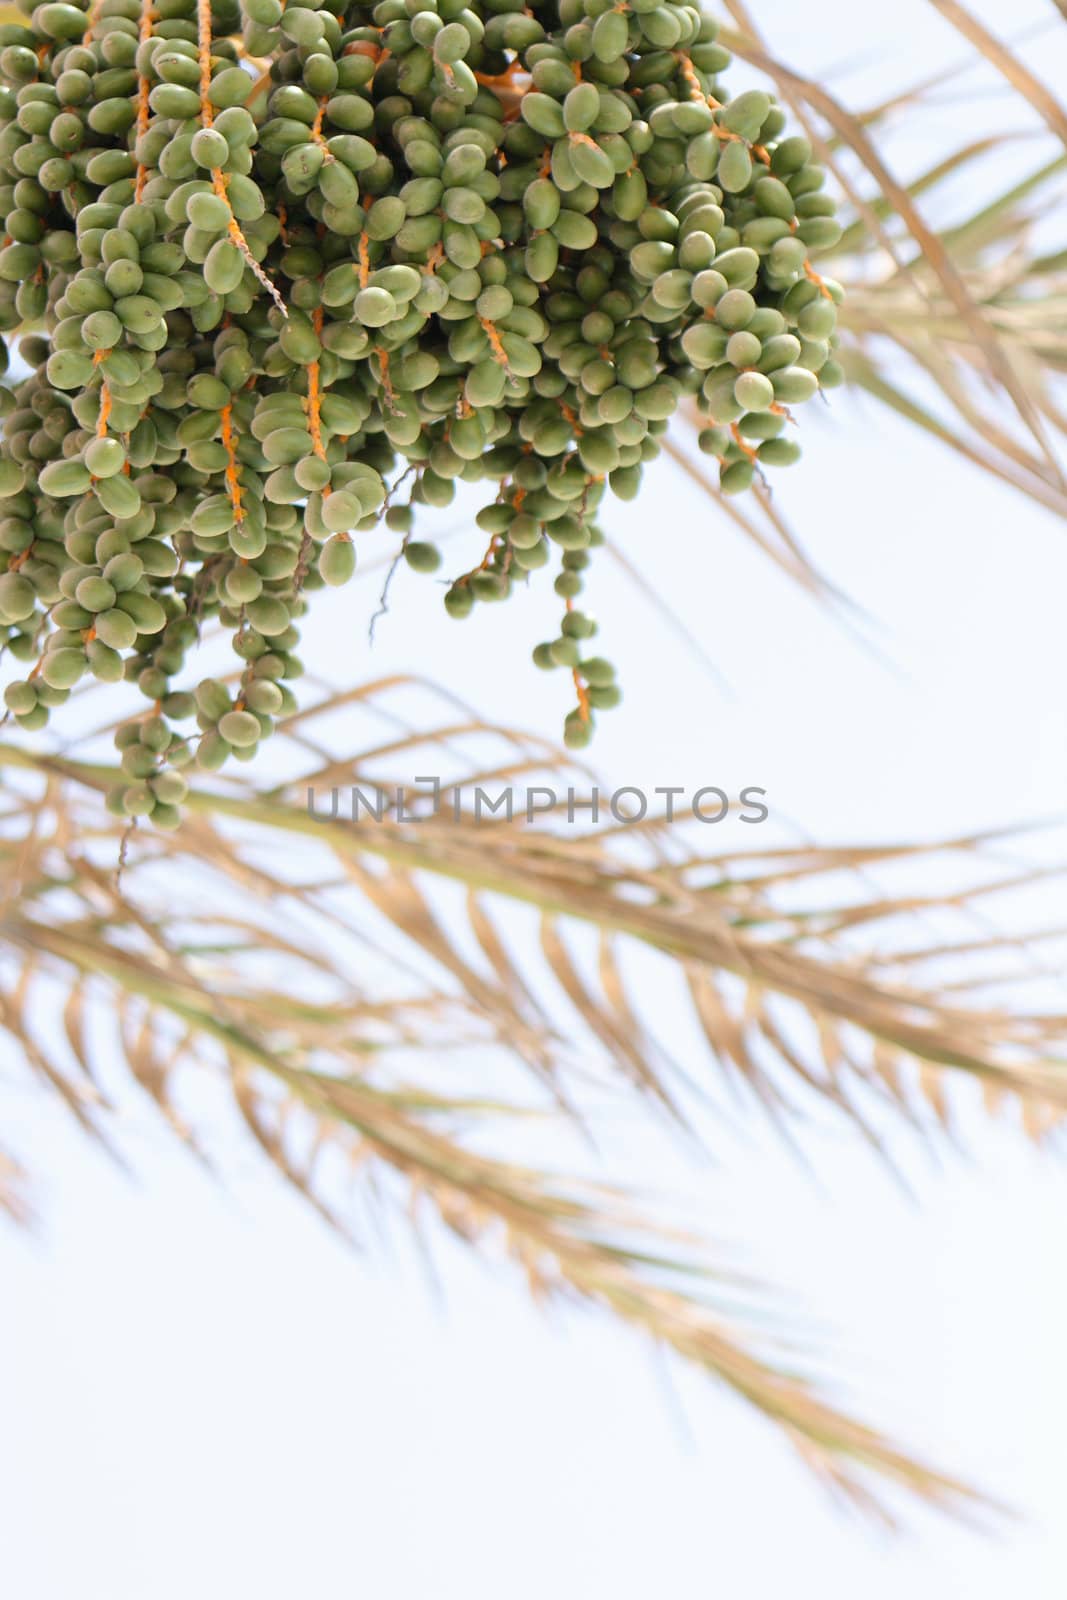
3,0,1066,1524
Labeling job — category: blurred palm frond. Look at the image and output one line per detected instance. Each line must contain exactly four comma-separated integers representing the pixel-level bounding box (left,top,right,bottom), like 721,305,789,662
2,685,1065,1518
676,1,1067,571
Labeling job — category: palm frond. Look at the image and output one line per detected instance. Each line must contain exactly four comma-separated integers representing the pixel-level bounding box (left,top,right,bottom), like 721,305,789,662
671,2,1067,556
0,1147,31,1226
1,685,1064,1517
923,0,1067,148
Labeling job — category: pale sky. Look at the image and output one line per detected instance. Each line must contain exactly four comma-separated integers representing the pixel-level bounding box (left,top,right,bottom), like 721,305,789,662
5,2,1067,1594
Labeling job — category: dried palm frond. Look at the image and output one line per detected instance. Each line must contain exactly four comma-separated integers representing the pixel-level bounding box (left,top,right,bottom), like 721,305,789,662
1,684,1064,1518
669,2,1067,581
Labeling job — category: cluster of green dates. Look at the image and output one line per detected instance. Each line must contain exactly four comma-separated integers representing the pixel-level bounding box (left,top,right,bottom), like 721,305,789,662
0,0,842,813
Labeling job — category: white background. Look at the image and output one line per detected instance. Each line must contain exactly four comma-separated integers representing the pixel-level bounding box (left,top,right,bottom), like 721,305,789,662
5,1,1067,1594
